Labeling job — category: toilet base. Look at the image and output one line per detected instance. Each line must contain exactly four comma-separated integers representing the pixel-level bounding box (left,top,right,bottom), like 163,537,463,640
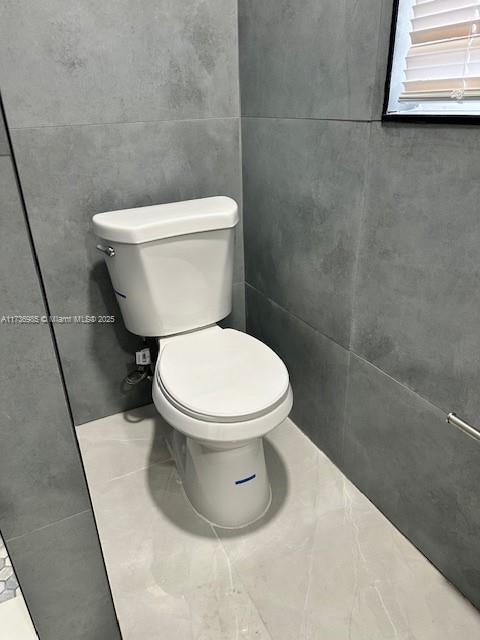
167,429,272,529
183,481,272,531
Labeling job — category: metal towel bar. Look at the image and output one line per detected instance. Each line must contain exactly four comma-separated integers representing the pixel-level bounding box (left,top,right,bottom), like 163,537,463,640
446,412,480,442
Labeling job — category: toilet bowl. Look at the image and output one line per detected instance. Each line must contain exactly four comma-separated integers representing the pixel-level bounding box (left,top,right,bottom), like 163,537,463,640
92,196,293,528
152,325,293,528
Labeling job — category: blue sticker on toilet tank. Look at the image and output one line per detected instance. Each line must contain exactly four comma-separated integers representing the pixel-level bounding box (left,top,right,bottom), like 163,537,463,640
235,474,256,485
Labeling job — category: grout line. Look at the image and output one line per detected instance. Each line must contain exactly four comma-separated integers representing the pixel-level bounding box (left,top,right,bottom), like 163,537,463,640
234,0,243,125
241,114,374,124
245,282,350,354
236,0,247,289
5,510,90,544
237,123,246,284
348,350,447,417
104,457,173,484
246,282,451,423
1,91,124,636
10,115,240,132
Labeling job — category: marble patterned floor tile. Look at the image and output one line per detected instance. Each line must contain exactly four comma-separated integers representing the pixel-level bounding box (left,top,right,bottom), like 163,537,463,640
78,416,270,640
0,535,19,605
77,404,171,488
78,406,480,640
0,591,37,640
216,422,480,640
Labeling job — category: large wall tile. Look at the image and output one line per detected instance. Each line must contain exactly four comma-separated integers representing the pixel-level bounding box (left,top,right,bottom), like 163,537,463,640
243,118,369,348
352,123,480,424
12,118,242,424
7,510,121,640
246,285,349,463
0,0,238,127
239,0,383,120
344,354,480,609
0,157,90,538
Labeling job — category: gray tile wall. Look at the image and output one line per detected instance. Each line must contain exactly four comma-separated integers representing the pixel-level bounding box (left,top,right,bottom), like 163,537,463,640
12,118,242,424
352,123,480,425
246,286,349,462
240,0,480,610
239,0,384,120
0,0,239,128
0,0,244,425
0,1,244,636
344,355,480,608
242,118,369,348
0,118,120,637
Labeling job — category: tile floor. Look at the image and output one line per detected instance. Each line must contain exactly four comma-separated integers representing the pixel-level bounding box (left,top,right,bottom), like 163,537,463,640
0,536,37,640
0,535,19,604
0,591,38,640
77,405,480,640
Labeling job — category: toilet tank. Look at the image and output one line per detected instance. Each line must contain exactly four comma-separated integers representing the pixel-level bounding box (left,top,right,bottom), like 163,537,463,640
92,196,238,337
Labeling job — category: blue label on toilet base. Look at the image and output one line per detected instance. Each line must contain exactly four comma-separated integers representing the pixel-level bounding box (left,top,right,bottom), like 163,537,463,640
235,474,256,485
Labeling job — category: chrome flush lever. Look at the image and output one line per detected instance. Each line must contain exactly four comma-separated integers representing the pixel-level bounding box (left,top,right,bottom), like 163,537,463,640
96,244,115,257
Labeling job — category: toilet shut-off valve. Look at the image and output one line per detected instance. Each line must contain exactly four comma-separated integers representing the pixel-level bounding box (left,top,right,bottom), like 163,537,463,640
125,347,152,386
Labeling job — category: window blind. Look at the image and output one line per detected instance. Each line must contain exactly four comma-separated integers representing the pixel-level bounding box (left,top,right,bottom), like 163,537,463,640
400,0,480,100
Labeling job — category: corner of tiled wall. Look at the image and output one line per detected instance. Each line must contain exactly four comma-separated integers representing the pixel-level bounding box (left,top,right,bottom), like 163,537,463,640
239,0,480,611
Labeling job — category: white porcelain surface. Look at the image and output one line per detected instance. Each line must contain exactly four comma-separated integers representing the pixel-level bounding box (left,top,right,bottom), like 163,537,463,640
176,432,272,529
155,322,291,528
0,591,37,640
93,196,238,245
153,375,293,442
159,328,289,421
77,406,480,640
96,225,235,337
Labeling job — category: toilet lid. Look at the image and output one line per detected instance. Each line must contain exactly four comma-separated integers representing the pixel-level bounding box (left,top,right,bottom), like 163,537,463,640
158,329,290,422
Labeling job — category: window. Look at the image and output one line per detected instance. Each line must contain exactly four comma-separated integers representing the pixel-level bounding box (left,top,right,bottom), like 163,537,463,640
384,0,480,120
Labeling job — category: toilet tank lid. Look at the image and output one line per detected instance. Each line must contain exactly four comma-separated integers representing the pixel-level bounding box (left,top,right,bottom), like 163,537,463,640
92,196,238,244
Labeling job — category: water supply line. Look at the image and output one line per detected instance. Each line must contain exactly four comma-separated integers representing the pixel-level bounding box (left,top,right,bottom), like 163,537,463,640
124,337,158,386
125,367,150,385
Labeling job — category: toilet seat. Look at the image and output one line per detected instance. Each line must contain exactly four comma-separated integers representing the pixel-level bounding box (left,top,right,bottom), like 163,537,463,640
157,328,290,422
153,328,293,442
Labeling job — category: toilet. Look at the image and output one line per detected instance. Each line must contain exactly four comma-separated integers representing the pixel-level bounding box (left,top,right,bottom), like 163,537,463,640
92,196,292,528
